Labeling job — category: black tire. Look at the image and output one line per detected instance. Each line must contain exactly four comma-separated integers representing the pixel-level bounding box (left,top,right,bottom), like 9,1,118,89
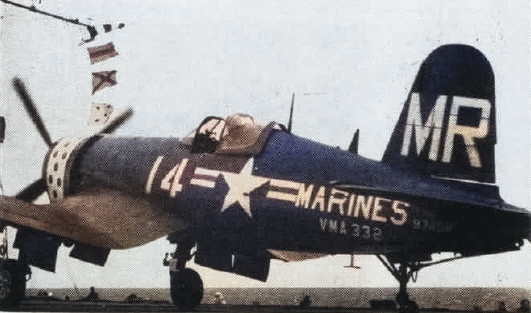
402,300,419,313
0,259,27,309
170,268,203,311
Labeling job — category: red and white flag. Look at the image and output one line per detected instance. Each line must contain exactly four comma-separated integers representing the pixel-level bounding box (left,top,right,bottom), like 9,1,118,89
92,70,117,94
87,42,119,64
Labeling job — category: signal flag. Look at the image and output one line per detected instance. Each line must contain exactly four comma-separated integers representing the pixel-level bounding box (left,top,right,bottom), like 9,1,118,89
92,70,117,94
87,42,119,64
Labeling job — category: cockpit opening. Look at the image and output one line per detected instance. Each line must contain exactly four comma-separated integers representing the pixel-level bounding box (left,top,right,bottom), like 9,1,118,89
191,116,226,153
189,114,280,155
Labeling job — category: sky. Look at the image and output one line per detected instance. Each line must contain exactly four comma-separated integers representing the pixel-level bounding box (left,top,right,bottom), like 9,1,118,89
0,0,529,290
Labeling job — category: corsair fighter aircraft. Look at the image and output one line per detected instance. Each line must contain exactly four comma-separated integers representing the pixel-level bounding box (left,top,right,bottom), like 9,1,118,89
0,44,529,312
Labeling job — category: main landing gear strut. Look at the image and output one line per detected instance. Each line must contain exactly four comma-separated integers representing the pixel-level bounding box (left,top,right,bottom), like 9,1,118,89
164,242,203,310
377,254,464,313
377,255,420,313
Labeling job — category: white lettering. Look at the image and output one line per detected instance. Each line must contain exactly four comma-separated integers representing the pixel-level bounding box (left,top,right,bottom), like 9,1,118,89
371,197,390,223
161,165,179,191
390,200,409,226
295,184,314,208
311,186,326,211
339,221,347,235
319,217,327,231
361,225,371,239
160,158,189,197
327,188,349,214
354,195,373,220
401,93,491,168
401,93,446,160
351,223,360,237
346,194,356,216
442,96,490,167
170,158,188,197
373,227,382,241
146,156,163,194
328,219,338,233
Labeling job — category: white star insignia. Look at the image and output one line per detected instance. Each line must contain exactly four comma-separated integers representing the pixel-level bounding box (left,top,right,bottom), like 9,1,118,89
220,158,268,217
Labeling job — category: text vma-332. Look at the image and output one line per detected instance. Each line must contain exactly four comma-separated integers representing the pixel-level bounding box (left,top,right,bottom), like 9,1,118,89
0,44,529,312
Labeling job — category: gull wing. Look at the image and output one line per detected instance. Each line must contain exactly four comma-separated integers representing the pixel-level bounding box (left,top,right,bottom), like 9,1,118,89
0,188,186,249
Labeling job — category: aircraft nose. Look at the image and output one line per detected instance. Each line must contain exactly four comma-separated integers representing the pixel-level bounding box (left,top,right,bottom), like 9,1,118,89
44,137,93,201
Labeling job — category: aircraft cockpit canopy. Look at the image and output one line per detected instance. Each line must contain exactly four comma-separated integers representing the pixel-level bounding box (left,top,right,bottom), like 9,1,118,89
188,114,279,155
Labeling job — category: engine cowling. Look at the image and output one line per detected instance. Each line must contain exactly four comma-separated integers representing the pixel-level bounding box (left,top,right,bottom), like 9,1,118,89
43,137,92,201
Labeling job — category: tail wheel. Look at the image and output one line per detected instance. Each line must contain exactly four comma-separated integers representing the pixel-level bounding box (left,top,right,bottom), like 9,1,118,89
0,259,27,308
170,268,203,310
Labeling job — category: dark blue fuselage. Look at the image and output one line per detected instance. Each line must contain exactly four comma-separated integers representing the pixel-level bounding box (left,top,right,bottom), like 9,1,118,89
73,129,529,262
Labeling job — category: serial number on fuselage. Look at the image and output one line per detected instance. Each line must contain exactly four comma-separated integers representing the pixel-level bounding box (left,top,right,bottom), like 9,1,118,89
412,218,454,233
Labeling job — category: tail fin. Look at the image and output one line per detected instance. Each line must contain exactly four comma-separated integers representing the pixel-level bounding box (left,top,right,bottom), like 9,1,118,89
382,44,496,183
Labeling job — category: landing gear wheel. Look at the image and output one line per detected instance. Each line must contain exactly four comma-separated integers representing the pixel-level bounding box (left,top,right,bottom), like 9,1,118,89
403,300,419,313
0,259,27,309
377,256,421,313
170,268,203,310
397,292,419,313
396,282,419,313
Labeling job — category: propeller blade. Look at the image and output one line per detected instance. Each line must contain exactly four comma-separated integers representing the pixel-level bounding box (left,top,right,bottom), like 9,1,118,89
15,178,46,202
287,93,295,133
13,78,54,148
348,129,359,154
98,108,133,134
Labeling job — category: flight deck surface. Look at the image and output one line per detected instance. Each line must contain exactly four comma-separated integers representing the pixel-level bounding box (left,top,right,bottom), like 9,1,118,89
12,300,470,313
